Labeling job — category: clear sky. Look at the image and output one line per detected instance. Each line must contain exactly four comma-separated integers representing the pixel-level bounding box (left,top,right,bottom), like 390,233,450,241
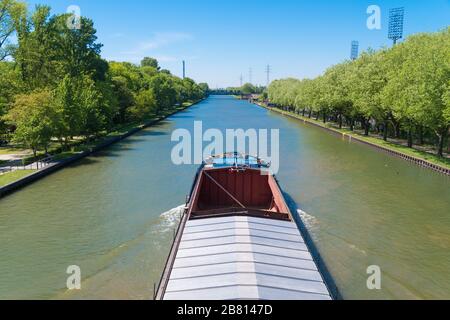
26,0,450,88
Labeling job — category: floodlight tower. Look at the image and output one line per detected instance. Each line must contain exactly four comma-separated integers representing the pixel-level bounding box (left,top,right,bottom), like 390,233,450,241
350,41,359,60
182,60,186,79
388,7,405,45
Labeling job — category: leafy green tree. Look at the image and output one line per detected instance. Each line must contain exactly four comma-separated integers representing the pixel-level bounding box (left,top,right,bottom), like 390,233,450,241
347,50,391,136
2,4,207,152
386,28,450,154
0,61,21,137
241,83,256,95
322,62,354,128
268,28,449,156
52,76,83,144
150,73,177,112
77,76,105,139
130,89,157,120
141,57,160,70
6,89,57,156
0,0,24,61
50,14,108,81
13,6,107,89
198,83,209,96
53,75,107,142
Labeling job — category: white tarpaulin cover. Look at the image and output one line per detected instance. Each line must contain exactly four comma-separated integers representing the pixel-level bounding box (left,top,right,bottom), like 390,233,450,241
163,216,331,300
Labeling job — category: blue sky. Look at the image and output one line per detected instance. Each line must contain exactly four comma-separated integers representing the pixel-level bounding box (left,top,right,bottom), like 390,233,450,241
26,0,450,88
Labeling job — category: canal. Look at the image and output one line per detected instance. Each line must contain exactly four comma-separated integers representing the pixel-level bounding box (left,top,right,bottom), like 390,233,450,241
1,95,449,299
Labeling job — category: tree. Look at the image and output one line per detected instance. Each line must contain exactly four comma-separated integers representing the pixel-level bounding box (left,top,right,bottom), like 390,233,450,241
130,89,157,120
13,6,107,89
150,73,177,112
393,29,449,155
241,83,256,95
141,57,160,70
0,0,24,61
77,76,105,139
322,62,354,128
2,4,207,151
267,28,449,157
50,14,108,81
347,50,391,136
0,61,21,137
198,83,209,97
5,89,57,156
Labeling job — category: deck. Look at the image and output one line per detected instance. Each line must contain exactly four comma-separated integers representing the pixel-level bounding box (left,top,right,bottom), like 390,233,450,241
162,215,331,300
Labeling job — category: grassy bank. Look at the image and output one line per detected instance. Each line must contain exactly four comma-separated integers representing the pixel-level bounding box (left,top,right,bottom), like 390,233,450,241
0,100,200,192
0,170,36,187
2,101,197,164
257,103,450,170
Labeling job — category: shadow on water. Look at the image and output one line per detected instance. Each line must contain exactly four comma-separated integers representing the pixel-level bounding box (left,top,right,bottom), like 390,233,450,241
67,157,100,168
282,190,343,300
138,131,168,137
169,115,195,119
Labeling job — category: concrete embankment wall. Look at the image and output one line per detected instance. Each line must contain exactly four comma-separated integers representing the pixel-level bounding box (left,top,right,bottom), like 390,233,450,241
255,103,450,177
0,100,203,198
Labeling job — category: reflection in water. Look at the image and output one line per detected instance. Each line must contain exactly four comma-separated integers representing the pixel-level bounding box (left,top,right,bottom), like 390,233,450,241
0,96,449,300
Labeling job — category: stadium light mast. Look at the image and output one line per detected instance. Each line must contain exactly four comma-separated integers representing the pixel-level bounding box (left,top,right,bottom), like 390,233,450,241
388,7,405,45
350,41,359,60
182,60,186,79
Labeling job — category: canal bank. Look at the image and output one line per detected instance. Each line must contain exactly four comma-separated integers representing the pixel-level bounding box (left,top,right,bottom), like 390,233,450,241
1,96,449,300
253,102,450,176
0,99,204,198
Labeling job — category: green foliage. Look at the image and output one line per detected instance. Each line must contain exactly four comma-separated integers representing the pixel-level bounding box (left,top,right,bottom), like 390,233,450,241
130,89,157,120
0,0,24,61
268,28,450,156
1,4,207,156
140,57,160,70
5,89,56,155
226,83,265,95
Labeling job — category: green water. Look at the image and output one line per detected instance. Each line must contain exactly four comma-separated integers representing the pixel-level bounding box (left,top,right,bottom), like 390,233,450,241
1,96,449,299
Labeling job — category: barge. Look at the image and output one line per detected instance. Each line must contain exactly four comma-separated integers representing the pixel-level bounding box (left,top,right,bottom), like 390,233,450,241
156,153,332,300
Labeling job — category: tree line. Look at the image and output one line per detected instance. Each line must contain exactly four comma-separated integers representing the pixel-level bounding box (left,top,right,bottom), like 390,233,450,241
268,28,449,156
209,83,266,96
0,0,208,156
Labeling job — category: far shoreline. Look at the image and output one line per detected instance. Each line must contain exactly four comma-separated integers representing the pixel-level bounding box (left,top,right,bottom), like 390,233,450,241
0,98,205,199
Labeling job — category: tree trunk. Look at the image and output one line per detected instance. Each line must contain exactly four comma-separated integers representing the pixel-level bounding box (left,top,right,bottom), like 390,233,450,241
395,122,401,138
302,109,306,117
383,120,388,141
323,112,327,123
437,128,449,157
339,114,343,129
407,128,413,148
418,126,424,145
350,119,354,131
364,119,370,136
308,110,312,118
